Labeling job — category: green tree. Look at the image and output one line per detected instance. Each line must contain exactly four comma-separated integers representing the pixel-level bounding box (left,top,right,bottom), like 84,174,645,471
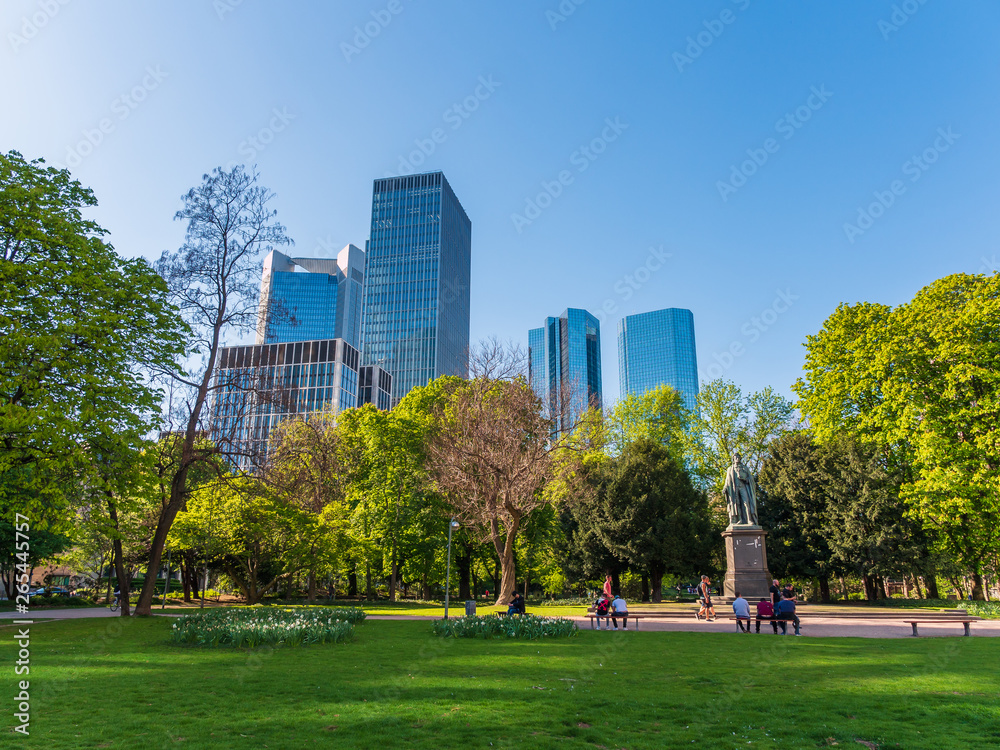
604,384,688,457
0,151,183,511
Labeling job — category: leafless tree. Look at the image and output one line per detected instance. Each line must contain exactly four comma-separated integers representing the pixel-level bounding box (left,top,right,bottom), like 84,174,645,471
427,340,574,606
133,165,292,616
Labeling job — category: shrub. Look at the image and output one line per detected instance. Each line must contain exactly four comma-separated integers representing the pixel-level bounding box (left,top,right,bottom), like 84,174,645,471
433,614,578,640
171,607,364,648
959,601,1000,620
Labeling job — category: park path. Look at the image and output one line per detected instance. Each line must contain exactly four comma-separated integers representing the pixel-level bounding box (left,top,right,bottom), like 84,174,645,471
4,608,998,638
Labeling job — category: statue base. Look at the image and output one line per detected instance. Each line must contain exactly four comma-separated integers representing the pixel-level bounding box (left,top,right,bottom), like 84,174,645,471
722,526,771,602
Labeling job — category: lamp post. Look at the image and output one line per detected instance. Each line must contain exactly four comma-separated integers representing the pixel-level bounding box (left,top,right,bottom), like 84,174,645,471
444,518,461,620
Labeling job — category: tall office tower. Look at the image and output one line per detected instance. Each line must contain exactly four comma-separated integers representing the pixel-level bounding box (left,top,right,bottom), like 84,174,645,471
255,244,365,349
617,308,699,414
528,308,602,434
210,338,390,468
361,171,471,404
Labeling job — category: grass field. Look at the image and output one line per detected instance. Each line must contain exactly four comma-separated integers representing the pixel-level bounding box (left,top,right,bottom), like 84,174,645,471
2,616,999,749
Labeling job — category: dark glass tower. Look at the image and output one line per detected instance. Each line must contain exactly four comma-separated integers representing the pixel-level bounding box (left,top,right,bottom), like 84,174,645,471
528,308,602,434
361,172,471,403
618,308,699,413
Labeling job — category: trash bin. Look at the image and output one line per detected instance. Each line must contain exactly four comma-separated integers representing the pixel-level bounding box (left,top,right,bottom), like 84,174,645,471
465,600,476,617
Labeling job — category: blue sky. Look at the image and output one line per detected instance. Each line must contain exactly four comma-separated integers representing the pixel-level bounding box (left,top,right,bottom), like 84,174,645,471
4,1,998,404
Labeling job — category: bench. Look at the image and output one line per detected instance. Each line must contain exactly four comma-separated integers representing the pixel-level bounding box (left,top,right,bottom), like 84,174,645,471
494,609,531,617
904,619,976,637
586,613,643,630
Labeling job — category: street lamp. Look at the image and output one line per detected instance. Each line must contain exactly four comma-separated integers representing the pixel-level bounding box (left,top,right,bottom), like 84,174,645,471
444,518,461,620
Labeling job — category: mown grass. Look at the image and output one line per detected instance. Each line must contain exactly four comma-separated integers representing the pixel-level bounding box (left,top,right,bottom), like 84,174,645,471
2,617,999,748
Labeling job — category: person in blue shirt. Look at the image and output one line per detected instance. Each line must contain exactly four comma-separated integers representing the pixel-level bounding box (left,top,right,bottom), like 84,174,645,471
775,593,801,635
731,591,751,632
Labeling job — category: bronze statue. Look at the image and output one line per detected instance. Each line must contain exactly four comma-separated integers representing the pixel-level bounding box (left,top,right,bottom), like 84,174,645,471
723,452,758,527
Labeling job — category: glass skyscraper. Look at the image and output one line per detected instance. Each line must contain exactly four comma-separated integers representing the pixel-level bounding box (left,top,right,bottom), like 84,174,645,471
528,308,602,434
361,171,471,403
256,245,365,349
618,308,699,414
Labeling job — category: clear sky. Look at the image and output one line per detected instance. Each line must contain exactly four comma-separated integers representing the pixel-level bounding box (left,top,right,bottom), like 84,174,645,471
4,1,998,405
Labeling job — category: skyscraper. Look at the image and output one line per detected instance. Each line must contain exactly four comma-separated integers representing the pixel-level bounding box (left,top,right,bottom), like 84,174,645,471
256,244,365,349
528,308,602,433
361,171,471,403
617,308,699,413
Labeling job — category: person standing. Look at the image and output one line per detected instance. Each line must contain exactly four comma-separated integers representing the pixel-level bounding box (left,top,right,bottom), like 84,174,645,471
732,591,751,633
695,575,716,621
603,575,613,600
611,593,629,631
770,579,782,607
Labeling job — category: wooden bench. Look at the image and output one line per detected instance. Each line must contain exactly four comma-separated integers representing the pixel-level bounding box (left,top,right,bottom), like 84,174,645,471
904,619,976,637
586,613,643,630
494,609,531,617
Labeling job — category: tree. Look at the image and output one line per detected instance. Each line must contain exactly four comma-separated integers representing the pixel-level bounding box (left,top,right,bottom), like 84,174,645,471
134,165,292,616
0,151,183,513
428,372,562,606
604,384,688,458
684,379,794,502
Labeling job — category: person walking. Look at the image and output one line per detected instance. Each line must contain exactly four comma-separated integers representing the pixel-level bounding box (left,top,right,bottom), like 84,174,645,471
695,575,717,621
732,590,751,633
611,593,629,631
603,575,613,600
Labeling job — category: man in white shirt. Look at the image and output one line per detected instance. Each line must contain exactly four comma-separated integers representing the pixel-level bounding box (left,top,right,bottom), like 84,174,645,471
732,590,751,633
611,594,629,631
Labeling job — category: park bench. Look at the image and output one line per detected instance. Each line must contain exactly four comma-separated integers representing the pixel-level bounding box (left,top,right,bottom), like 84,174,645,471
903,619,976,637
585,612,643,630
494,609,531,617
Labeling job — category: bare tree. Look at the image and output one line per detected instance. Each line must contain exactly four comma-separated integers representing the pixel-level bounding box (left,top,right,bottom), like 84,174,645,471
428,342,566,606
133,165,291,616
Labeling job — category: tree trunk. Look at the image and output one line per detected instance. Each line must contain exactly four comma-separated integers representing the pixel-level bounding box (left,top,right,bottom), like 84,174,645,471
862,574,875,601
925,574,939,600
971,571,986,601
457,543,472,601
106,494,130,617
902,575,910,598
491,516,520,606
641,574,650,603
422,571,430,600
839,574,848,600
611,570,621,596
307,570,317,602
876,575,887,600
348,567,358,598
365,562,373,600
389,542,398,603
818,575,830,603
650,567,664,603
914,574,925,600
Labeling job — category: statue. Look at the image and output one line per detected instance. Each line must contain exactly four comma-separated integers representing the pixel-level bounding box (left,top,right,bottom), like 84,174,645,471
723,452,758,527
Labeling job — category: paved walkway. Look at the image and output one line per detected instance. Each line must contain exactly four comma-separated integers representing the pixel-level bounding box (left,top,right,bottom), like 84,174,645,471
5,608,997,638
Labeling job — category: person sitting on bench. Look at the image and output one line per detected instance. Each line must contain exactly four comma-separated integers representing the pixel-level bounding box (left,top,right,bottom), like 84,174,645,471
732,591,751,633
611,593,629,631
755,597,777,633
775,593,801,635
507,592,526,615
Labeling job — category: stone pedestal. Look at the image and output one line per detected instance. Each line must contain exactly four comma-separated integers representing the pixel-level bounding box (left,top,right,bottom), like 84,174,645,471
722,526,771,601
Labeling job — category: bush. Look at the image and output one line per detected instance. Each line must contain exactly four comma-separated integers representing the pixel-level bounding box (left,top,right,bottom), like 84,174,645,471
848,592,865,601
171,607,364,648
959,601,1000,620
433,614,578,640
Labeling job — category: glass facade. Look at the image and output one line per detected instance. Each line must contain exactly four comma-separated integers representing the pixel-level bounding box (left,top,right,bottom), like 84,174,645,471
361,171,471,404
209,337,381,468
528,308,602,434
256,246,365,350
617,308,699,414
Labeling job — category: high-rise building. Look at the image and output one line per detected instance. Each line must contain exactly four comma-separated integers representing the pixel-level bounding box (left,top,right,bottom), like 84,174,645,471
617,308,699,413
361,171,471,404
256,245,365,349
528,308,602,433
210,337,390,468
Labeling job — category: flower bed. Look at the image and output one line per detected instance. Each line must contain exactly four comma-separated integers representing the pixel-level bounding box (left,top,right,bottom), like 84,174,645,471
171,606,365,648
433,614,578,640
959,601,1000,619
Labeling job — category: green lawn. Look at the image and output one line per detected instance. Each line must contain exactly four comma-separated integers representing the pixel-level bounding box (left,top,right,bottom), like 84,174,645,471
2,617,998,749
